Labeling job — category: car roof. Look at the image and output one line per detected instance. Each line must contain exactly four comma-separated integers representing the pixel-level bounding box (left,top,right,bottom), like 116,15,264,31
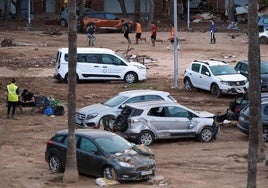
124,100,182,109
58,47,115,54
237,60,268,65
118,90,170,97
55,129,117,139
192,59,227,66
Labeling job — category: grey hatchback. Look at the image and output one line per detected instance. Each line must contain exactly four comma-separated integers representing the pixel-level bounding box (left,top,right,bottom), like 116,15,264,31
115,101,220,146
45,129,155,181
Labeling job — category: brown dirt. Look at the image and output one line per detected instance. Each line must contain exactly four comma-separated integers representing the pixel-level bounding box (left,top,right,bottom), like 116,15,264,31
0,19,267,188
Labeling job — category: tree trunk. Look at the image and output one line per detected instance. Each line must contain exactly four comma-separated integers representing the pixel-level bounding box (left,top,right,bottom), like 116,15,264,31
247,0,265,187
147,0,155,28
16,0,21,20
2,0,11,26
62,0,79,182
227,0,235,23
117,0,128,18
79,0,86,17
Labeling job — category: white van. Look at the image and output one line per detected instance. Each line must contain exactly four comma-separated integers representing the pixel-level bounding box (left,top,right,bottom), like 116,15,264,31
54,48,147,84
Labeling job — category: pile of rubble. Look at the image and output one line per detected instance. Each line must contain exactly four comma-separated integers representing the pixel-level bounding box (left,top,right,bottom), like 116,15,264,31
1,38,16,47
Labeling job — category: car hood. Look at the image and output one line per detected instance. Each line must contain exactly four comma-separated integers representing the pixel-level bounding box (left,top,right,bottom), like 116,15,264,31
129,61,146,68
78,103,110,114
196,111,215,118
113,148,155,166
217,74,247,81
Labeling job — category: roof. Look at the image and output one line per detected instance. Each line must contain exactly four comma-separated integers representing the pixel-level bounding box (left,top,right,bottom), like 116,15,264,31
125,100,182,109
237,60,268,64
56,129,116,138
118,90,170,97
193,59,227,66
58,47,115,54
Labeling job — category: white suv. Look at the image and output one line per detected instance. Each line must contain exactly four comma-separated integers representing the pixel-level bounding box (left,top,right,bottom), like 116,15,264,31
75,90,177,130
55,48,146,84
183,60,248,97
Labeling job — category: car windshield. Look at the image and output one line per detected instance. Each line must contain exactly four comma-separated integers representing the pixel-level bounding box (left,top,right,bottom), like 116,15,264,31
102,94,128,107
209,65,237,76
95,134,131,153
261,63,268,74
116,52,130,63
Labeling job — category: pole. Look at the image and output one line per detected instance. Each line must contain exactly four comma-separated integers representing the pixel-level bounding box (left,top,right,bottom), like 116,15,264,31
27,0,31,26
187,0,190,29
173,0,178,88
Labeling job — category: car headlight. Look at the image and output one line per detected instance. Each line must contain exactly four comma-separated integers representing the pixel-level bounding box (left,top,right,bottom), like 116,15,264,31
220,81,230,86
86,113,98,120
134,65,146,69
118,161,135,168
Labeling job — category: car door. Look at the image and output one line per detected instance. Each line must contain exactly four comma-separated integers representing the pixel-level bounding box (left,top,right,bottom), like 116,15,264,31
105,13,121,28
188,63,201,87
76,53,101,80
198,65,213,91
76,137,105,176
99,54,127,80
235,62,248,78
148,106,192,138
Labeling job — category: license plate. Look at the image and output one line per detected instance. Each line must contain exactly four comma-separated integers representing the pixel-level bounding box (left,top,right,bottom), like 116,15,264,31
141,170,153,176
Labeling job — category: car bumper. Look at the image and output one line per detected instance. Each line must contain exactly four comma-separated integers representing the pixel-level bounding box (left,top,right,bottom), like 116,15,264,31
237,123,249,135
116,166,155,181
221,87,247,95
54,73,64,81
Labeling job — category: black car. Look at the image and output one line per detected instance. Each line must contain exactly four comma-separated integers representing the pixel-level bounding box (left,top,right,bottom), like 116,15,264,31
234,60,268,92
45,129,155,181
237,99,268,142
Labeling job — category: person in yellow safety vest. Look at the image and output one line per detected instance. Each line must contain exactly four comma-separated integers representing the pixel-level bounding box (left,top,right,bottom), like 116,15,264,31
6,78,19,119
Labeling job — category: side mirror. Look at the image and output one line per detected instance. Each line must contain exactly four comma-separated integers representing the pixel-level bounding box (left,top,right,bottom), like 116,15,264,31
205,72,210,76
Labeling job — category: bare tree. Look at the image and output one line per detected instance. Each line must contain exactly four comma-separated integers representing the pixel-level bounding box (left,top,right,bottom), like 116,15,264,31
226,0,235,23
62,0,79,182
147,0,155,28
247,0,265,187
15,0,21,20
79,0,86,17
117,0,128,18
2,0,11,26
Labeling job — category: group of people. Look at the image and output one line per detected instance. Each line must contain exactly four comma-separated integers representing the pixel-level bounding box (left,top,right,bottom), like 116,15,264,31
6,78,35,119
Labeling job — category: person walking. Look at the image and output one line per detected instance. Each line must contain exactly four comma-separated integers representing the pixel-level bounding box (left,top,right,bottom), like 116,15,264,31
167,24,175,49
6,78,19,119
123,22,131,44
86,24,96,46
151,22,157,47
135,20,146,44
210,19,216,44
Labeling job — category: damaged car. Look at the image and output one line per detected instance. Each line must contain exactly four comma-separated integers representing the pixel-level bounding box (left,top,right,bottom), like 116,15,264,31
115,101,220,146
45,129,155,181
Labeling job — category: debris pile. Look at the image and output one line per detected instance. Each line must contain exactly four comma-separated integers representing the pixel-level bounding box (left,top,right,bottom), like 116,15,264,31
1,38,16,47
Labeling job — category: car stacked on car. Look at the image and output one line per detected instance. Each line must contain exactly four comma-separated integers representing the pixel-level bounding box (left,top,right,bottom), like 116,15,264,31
183,59,248,97
75,90,177,130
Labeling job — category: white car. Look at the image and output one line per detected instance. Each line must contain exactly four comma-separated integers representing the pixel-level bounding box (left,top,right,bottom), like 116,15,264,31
183,59,248,97
75,90,177,130
55,48,146,84
116,101,220,146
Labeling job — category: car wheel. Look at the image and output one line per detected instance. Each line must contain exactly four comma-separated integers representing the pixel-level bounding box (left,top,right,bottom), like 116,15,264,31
48,155,63,173
115,115,128,132
198,127,213,142
138,131,155,146
211,84,221,98
98,115,116,131
259,36,268,44
184,78,194,91
60,19,67,27
124,72,137,84
103,166,117,181
64,73,79,84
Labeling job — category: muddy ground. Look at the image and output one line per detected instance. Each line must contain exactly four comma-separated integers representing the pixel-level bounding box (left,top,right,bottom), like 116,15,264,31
0,19,267,188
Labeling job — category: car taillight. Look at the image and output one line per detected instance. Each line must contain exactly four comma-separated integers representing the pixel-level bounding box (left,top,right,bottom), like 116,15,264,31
47,140,54,145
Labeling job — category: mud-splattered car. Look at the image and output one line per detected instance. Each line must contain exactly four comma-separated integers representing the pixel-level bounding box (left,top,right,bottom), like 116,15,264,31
45,129,155,181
